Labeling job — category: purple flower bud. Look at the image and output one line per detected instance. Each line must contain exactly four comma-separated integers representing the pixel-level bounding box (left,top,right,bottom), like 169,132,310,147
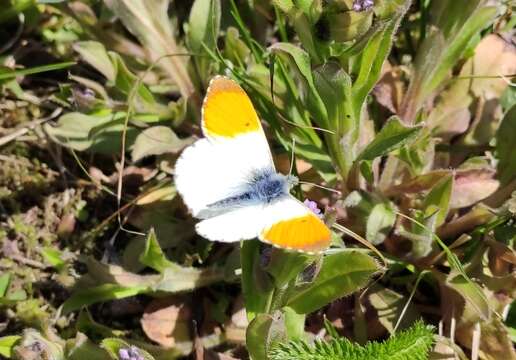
304,199,322,215
352,0,374,11
118,348,130,360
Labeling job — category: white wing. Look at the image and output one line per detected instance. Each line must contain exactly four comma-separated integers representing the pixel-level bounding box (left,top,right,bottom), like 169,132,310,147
174,132,273,218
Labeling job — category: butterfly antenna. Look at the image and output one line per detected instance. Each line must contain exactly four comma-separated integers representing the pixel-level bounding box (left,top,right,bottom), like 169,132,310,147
298,181,342,195
288,138,296,176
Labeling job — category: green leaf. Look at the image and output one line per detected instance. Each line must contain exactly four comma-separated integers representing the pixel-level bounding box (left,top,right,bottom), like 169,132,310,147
269,43,328,126
0,273,10,298
402,1,498,121
41,247,66,271
187,0,221,53
44,111,139,154
0,336,20,358
357,116,422,161
247,312,287,360
270,320,434,360
287,250,378,314
138,228,174,273
103,0,195,100
265,249,314,288
0,61,75,81
73,41,116,81
446,271,491,321
131,126,193,161
496,105,516,185
246,314,274,360
62,284,148,314
241,240,274,320
422,174,453,227
366,202,396,245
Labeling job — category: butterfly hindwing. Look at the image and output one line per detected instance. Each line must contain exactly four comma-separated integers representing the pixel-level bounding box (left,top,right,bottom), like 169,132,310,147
259,197,331,253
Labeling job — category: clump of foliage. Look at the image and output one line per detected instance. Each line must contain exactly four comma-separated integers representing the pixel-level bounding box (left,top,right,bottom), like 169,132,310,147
269,320,434,360
0,0,515,359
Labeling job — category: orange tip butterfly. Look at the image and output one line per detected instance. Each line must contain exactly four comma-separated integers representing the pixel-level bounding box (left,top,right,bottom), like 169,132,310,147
174,76,331,253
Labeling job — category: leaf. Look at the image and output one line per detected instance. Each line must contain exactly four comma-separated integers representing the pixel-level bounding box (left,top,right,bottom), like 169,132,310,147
152,264,225,293
66,333,111,360
368,285,420,333
496,105,516,185
44,111,138,154
131,126,192,161
445,271,491,322
287,250,378,314
0,273,10,298
41,247,66,271
246,312,286,360
450,169,499,209
366,202,396,245
401,1,498,121
103,0,195,101
269,42,328,126
241,240,274,320
349,0,411,118
423,174,453,227
357,116,422,161
0,61,75,81
187,0,220,53
141,297,191,348
139,228,174,273
265,249,314,288
73,41,116,81
0,336,20,358
62,284,148,314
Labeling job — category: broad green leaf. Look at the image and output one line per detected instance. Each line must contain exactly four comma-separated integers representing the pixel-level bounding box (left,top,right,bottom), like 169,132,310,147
357,116,422,161
73,41,116,81
269,42,328,126
246,312,287,360
282,307,305,340
368,285,420,333
246,314,274,360
41,247,66,271
313,62,356,178
101,338,155,360
139,228,174,273
496,105,516,185
131,126,192,161
44,111,138,154
0,336,20,357
152,265,225,293
187,0,220,53
287,250,378,314
241,240,274,320
446,271,490,321
265,249,314,288
0,273,10,298
423,174,453,227
62,284,148,314
366,202,396,245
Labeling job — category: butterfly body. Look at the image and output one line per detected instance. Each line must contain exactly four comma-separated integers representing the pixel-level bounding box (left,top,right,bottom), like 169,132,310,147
174,76,331,253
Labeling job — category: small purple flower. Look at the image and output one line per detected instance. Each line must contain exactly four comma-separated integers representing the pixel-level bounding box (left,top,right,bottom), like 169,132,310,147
119,346,144,360
304,199,322,216
353,0,374,12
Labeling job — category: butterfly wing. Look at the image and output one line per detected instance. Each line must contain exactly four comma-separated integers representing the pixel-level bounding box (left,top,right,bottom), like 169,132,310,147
259,196,331,253
175,76,274,218
196,195,331,252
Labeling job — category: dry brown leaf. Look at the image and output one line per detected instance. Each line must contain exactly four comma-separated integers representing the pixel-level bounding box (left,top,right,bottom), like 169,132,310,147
141,297,192,348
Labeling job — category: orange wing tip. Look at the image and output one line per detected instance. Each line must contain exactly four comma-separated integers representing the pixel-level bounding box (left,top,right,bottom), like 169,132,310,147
202,76,261,138
260,214,331,254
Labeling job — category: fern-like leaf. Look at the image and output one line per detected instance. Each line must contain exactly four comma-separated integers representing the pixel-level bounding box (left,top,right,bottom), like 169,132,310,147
269,320,434,360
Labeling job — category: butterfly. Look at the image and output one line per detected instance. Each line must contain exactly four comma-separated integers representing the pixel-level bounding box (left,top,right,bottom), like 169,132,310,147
174,76,331,253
